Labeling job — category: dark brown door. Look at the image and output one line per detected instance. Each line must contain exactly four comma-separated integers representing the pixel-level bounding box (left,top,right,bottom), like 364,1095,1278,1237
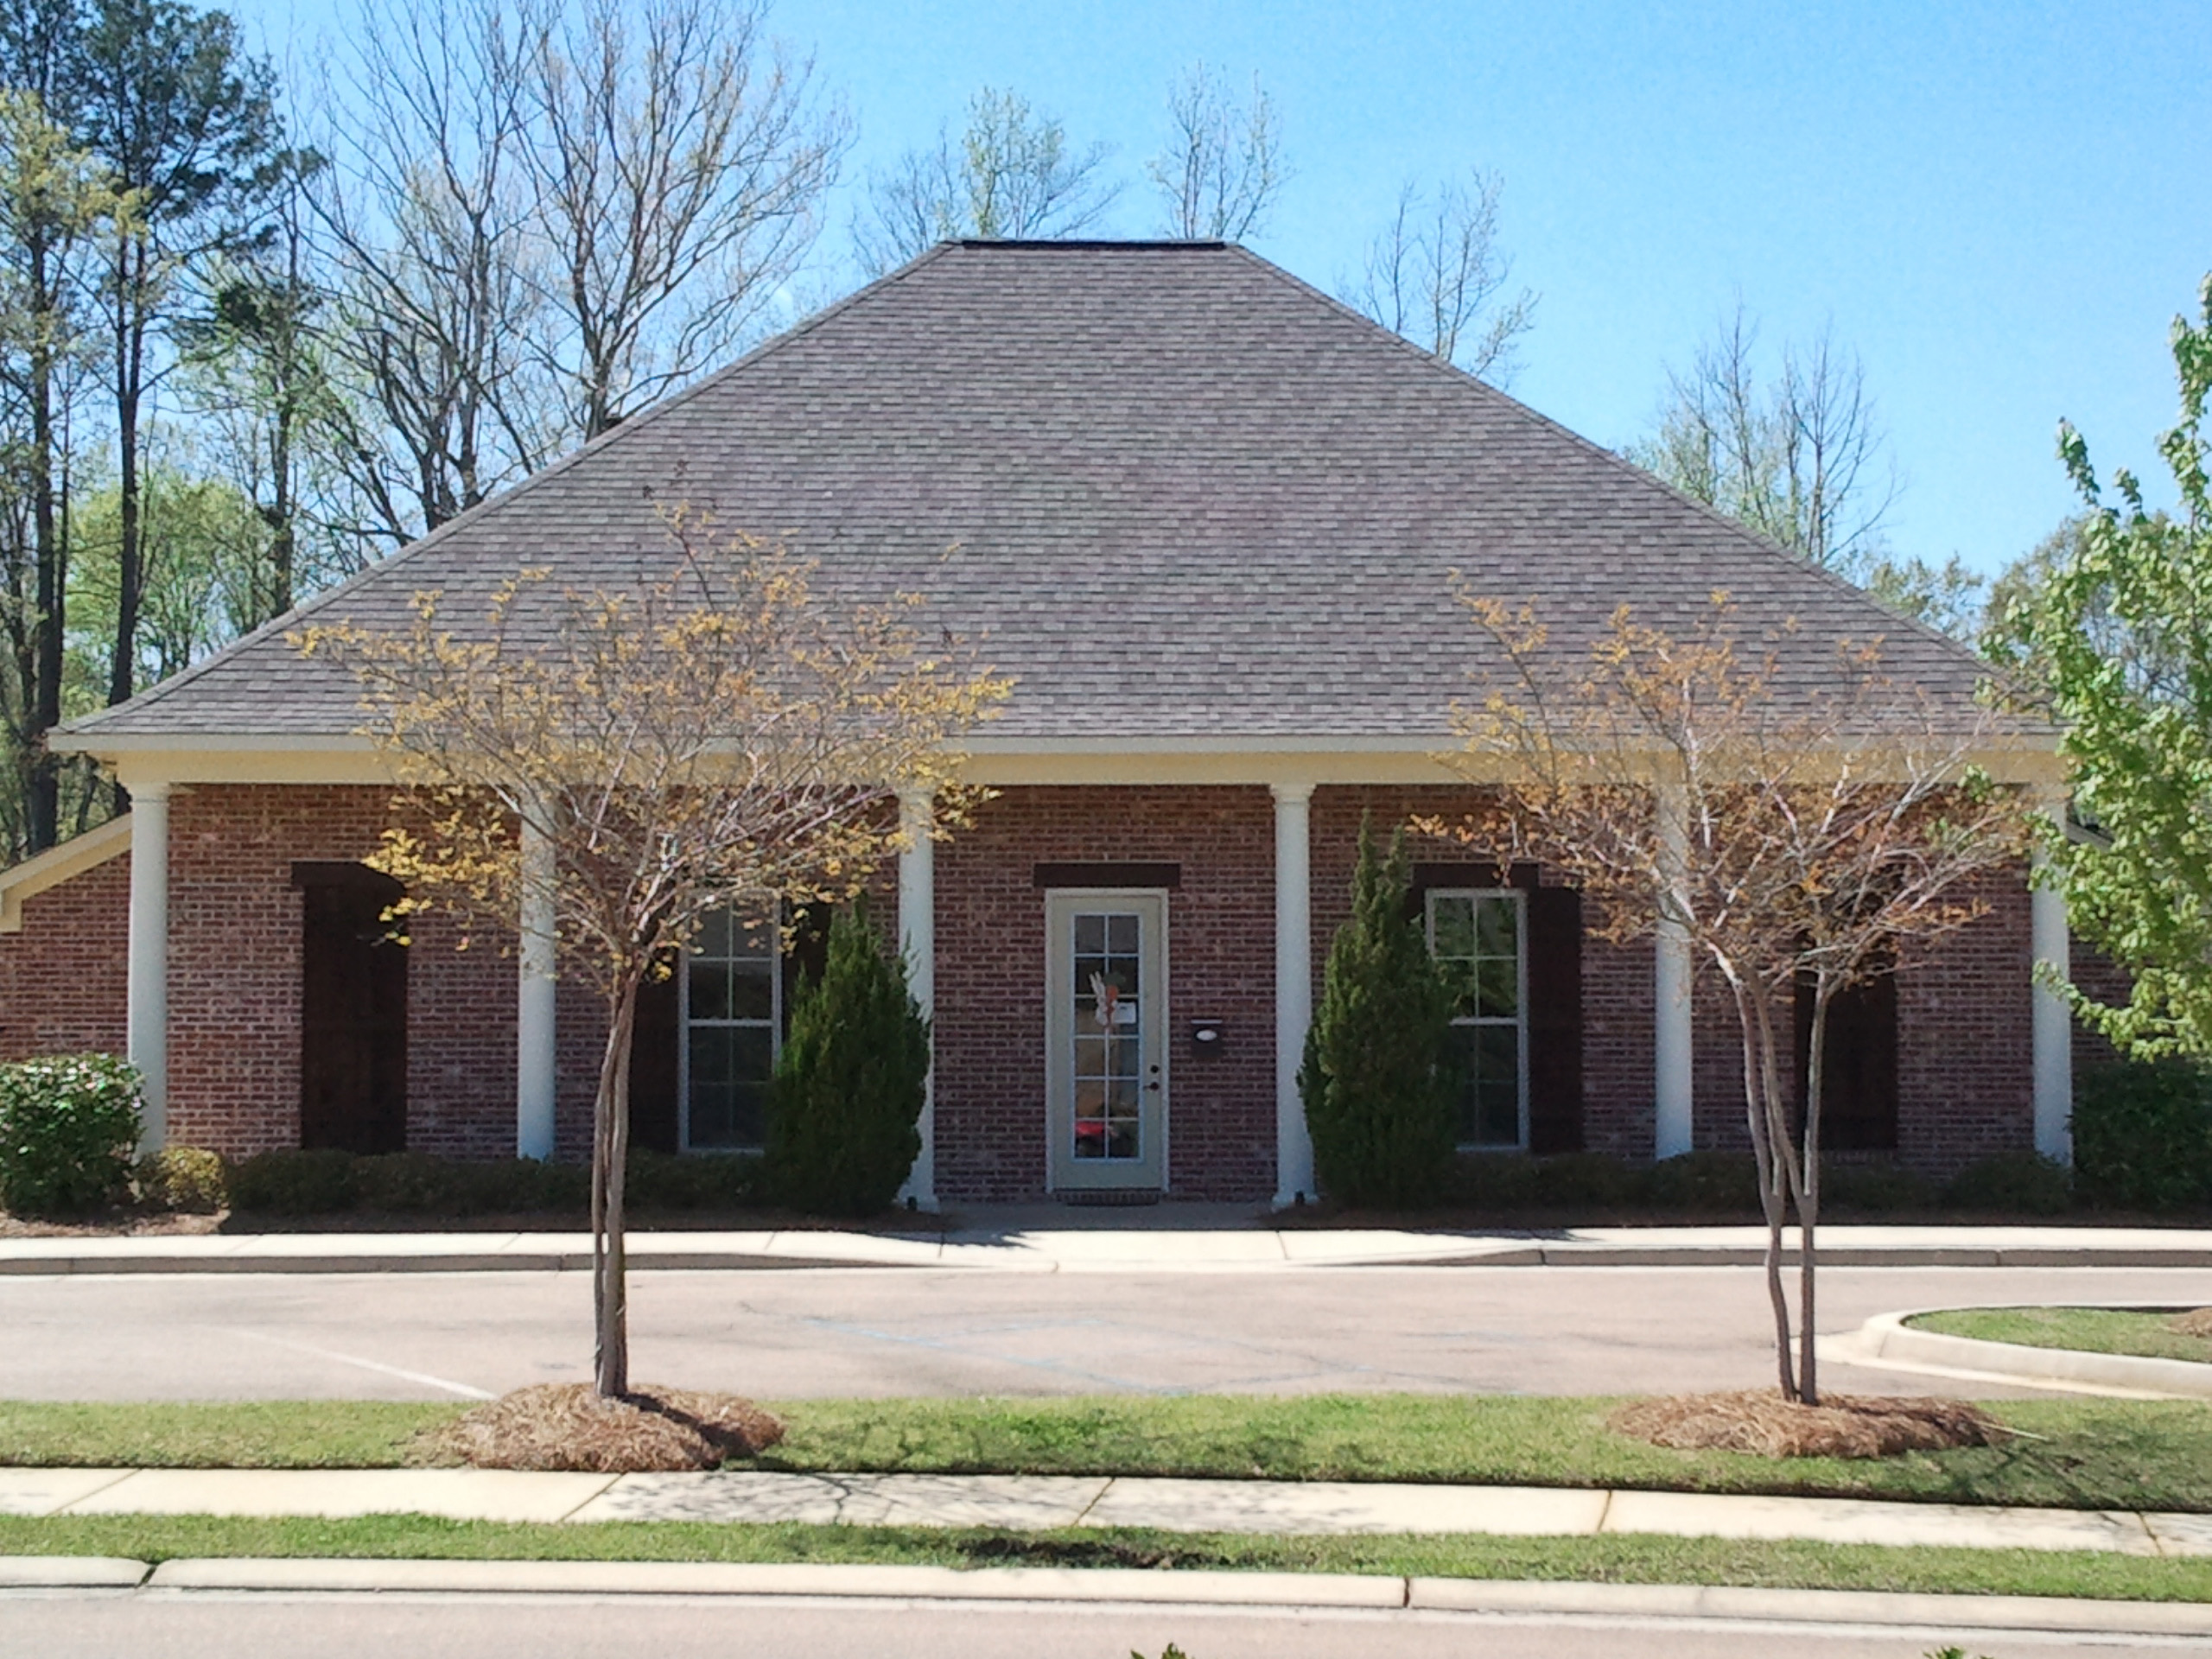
296,864,409,1154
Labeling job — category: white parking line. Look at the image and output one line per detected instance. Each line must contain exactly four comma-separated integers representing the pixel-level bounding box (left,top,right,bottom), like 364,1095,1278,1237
227,1329,494,1399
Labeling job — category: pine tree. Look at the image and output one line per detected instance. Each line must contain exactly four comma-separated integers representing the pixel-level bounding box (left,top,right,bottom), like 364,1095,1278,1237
1300,816,1455,1207
768,896,931,1216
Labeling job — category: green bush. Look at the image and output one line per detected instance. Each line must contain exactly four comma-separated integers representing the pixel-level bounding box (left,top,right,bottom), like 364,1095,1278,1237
226,1147,360,1215
767,896,931,1217
1942,1150,2074,1215
1450,1152,1541,1210
1532,1151,1637,1208
134,1146,227,1213
1638,1150,1762,1212
2071,1058,2212,1212
0,1052,144,1217
1822,1160,1939,1214
628,1148,766,1211
1300,819,1455,1208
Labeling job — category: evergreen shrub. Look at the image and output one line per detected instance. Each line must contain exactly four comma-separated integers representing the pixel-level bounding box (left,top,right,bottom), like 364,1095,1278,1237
2071,1058,2212,1211
1300,818,1456,1208
768,896,931,1216
0,1052,144,1217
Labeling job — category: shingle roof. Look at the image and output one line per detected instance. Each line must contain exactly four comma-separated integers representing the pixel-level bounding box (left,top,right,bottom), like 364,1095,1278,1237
64,240,2001,747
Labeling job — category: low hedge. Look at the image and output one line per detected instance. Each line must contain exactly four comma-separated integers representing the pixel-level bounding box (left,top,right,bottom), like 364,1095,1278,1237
222,1147,765,1217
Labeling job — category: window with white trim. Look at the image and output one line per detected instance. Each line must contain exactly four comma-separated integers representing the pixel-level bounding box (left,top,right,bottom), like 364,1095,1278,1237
679,901,779,1151
1427,888,1529,1150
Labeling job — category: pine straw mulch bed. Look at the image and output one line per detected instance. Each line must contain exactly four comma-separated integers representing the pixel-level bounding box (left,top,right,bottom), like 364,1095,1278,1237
2171,1308,2212,1341
421,1383,785,1472
1609,1390,2005,1459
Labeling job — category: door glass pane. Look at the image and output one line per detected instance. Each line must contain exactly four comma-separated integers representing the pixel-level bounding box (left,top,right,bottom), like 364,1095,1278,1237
1071,909,1143,1162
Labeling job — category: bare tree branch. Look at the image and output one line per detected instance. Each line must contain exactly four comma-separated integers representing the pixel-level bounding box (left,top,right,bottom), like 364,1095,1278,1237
853,86,1116,276
524,0,848,438
1147,63,1283,242
1344,168,1536,387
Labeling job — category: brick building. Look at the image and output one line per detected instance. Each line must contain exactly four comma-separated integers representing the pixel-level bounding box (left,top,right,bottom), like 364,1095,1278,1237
0,241,2073,1205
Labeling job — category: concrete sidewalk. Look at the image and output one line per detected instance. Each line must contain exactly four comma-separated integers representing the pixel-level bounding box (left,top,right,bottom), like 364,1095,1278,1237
6,1465,2212,1559
7,1220,2212,1276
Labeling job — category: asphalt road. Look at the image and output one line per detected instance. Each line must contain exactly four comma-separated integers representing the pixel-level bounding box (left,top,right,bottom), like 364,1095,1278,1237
6,1263,2208,1401
1,1593,2200,1659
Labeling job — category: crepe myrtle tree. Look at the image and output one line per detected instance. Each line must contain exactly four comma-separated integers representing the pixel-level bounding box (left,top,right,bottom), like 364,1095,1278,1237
300,508,1007,1396
1444,596,2031,1402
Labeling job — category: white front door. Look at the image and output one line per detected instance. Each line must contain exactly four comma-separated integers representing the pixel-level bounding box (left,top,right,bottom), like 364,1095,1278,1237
1046,891,1167,1192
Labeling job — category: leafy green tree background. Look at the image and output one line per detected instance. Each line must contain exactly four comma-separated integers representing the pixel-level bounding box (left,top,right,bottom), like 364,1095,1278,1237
1299,817,1455,1208
2003,275,2212,1058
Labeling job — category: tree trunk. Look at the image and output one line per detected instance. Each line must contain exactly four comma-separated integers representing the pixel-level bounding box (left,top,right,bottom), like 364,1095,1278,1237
26,227,61,855
1798,977,1834,1406
1729,973,1797,1400
107,258,145,709
593,974,639,1398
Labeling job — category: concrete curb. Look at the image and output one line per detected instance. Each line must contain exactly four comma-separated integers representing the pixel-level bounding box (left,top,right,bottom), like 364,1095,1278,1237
0,1555,149,1588
1837,1307,2212,1401
143,1556,1410,1607
0,1556,2184,1636
8,1239,2212,1276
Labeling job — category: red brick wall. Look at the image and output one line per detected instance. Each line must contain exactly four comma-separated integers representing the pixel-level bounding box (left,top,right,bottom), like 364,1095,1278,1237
166,785,517,1159
1307,786,1656,1160
1688,867,2036,1176
0,779,2053,1185
0,846,130,1061
934,785,1274,1202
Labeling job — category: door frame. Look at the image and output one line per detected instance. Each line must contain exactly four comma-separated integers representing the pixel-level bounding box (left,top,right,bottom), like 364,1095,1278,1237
1042,887,1171,1193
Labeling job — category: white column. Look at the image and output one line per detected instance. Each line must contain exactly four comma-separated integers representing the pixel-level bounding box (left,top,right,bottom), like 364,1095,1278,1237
126,783,172,1153
1272,782,1316,1207
2031,790,2074,1165
516,816,558,1160
896,789,938,1211
1653,783,1695,1160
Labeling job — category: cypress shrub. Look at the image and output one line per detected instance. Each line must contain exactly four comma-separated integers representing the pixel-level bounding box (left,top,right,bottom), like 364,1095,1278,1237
0,1053,144,1217
2072,1058,2212,1212
768,896,931,1217
1299,817,1456,1207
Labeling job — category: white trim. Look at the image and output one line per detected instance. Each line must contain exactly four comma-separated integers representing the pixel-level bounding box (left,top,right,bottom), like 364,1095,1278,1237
2032,789,2075,1166
126,789,172,1152
515,819,557,1161
0,813,134,932
1426,887,1531,1153
1272,782,1316,1206
1653,782,1695,1160
677,899,781,1154
1043,888,1172,1193
896,791,938,1211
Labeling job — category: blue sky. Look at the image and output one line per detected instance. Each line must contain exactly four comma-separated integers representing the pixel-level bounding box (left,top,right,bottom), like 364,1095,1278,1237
242,0,2212,579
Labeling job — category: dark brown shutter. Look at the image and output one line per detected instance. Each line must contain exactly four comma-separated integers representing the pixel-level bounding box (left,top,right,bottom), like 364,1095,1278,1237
628,962,680,1155
1795,972,1898,1151
1525,885,1584,1154
295,864,408,1154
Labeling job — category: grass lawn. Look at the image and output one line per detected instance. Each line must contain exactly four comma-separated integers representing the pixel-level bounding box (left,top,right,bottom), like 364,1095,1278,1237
1910,1307,2212,1365
2,1513,2209,1603
8,1394,2212,1513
